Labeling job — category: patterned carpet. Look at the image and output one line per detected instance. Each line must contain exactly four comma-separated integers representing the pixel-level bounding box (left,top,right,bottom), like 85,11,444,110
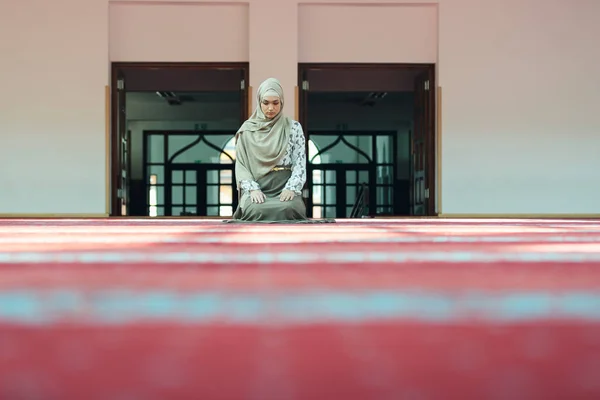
1,218,599,399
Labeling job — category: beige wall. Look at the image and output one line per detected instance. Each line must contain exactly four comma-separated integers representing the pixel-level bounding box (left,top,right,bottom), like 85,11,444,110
1,0,599,215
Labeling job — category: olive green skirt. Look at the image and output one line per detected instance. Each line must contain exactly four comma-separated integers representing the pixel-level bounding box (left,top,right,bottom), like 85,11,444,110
225,170,334,224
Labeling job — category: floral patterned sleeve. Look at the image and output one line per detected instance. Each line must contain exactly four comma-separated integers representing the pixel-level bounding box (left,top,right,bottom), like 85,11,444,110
284,121,307,195
240,179,260,192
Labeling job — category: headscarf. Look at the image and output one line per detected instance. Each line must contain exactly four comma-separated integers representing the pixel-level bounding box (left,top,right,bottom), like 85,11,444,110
234,78,291,187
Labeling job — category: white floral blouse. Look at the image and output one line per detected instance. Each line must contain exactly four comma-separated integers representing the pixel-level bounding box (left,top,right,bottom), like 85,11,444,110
239,120,307,195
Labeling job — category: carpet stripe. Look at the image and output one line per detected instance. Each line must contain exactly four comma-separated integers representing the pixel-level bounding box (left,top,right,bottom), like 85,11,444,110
1,290,600,324
2,250,600,263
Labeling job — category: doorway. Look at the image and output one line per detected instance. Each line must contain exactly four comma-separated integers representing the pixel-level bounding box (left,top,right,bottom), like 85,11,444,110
110,62,249,217
298,63,436,217
143,130,237,217
308,131,397,218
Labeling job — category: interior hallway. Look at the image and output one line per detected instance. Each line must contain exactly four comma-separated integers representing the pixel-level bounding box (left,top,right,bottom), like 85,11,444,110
1,218,600,399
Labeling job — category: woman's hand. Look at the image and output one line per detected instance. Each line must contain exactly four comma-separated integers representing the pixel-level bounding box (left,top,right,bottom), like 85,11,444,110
280,189,295,202
250,190,266,204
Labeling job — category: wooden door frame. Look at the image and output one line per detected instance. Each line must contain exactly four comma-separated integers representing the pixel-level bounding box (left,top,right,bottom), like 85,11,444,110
110,62,250,216
297,62,437,216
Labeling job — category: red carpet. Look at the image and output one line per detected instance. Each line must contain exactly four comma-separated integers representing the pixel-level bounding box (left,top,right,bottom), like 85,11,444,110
1,218,599,399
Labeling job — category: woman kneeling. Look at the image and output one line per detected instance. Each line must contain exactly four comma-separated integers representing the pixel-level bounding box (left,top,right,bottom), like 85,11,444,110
228,78,331,224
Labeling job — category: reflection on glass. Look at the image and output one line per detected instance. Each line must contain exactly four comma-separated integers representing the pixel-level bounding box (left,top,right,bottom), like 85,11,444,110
220,185,232,204
312,206,323,219
313,184,323,205
220,206,233,217
312,170,322,184
376,136,392,164
149,174,158,217
377,166,393,184
220,170,232,184
220,137,236,164
148,166,164,184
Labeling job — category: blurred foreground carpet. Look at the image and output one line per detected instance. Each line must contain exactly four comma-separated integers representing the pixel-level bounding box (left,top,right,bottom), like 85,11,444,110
1,218,600,400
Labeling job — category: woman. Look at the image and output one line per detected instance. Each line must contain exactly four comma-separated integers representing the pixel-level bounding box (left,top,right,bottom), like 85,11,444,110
228,78,332,223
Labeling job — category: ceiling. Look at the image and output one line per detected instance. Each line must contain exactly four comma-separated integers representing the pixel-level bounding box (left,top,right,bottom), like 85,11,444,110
126,91,240,106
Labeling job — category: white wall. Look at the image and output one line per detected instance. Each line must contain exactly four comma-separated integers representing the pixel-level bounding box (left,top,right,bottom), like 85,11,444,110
0,0,108,214
438,0,600,214
298,3,438,63
1,0,599,215
109,2,249,61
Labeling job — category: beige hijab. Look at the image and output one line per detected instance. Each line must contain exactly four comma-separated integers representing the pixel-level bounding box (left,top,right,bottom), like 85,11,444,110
235,78,291,187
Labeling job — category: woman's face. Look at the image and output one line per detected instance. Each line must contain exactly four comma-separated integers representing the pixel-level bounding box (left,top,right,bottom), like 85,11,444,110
261,96,281,119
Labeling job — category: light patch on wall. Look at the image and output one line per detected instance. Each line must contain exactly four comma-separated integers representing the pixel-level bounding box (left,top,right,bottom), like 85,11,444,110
298,3,438,63
109,2,249,62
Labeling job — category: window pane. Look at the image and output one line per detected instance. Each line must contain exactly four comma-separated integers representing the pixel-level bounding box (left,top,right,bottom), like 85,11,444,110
172,207,184,216
312,206,323,218
220,170,232,184
204,135,233,163
358,170,369,184
312,169,323,184
186,170,196,184
346,170,356,184
156,186,165,205
310,135,371,163
172,185,183,204
376,135,392,164
148,135,164,163
325,170,336,184
185,186,196,204
377,166,393,184
325,206,336,218
377,186,385,206
207,206,219,216
220,185,233,204
346,185,356,203
207,185,218,204
312,184,324,205
346,206,353,217
220,205,233,217
207,170,218,184
148,166,164,184
355,136,373,163
172,170,183,184
169,135,199,162
324,185,336,203
185,207,197,216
